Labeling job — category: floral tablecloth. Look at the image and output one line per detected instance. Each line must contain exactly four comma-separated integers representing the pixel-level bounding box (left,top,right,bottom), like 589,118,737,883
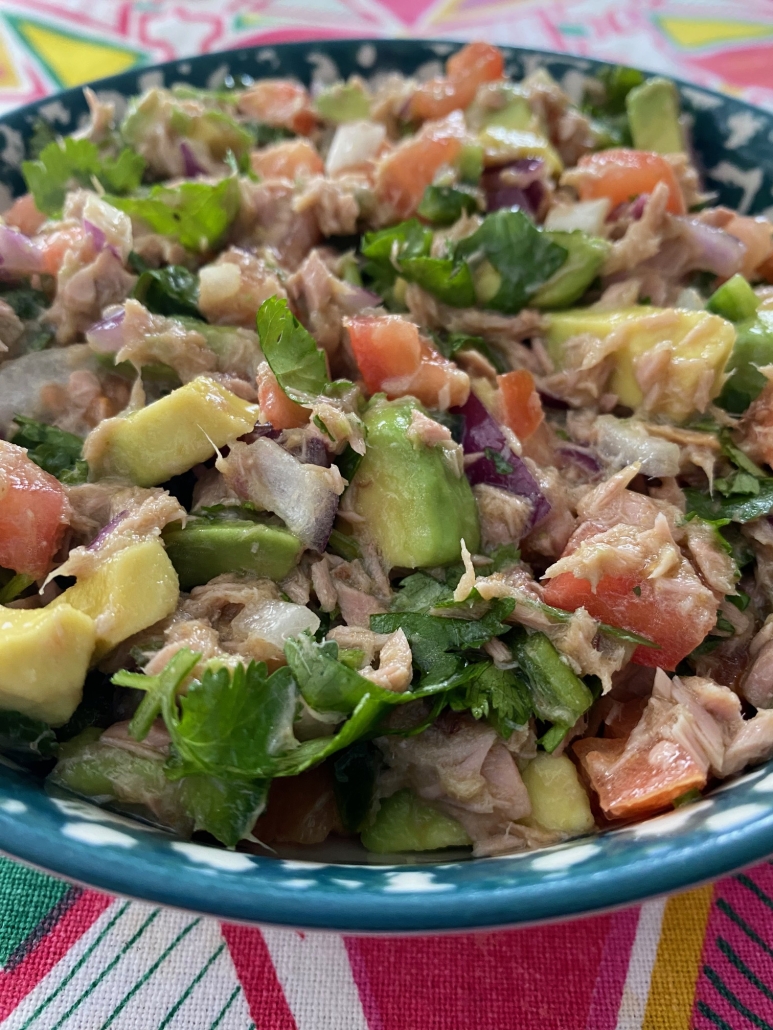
2,1,773,1027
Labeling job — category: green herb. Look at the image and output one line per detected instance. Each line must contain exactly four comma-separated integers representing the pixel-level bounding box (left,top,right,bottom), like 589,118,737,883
131,261,200,319
431,330,507,374
672,787,702,808
0,282,49,321
454,209,567,314
177,773,268,847
390,571,452,613
247,123,296,148
326,528,361,562
484,446,513,475
449,664,531,738
23,138,145,216
417,184,479,226
685,481,773,524
397,256,475,307
11,416,87,483
106,177,239,252
27,117,57,159
335,443,364,484
727,590,750,611
256,296,329,403
332,742,379,832
0,573,34,604
0,709,57,763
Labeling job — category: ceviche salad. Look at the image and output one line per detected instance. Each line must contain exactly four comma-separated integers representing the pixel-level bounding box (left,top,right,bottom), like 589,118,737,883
2,44,773,859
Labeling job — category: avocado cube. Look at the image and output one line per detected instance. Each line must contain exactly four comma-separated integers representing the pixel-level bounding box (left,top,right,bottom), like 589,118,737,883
626,77,685,154
361,789,471,853
544,306,735,422
314,81,370,123
52,538,179,660
707,273,759,323
85,377,259,487
163,518,302,589
719,309,773,413
521,753,595,835
348,398,480,570
0,604,95,725
532,231,611,309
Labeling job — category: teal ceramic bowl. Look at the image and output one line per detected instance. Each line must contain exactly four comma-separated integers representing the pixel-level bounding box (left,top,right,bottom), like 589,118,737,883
1,39,773,932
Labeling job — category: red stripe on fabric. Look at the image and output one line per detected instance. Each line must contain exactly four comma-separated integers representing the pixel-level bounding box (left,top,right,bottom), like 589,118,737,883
350,916,612,1030
585,905,641,1030
221,923,296,1029
345,937,384,1030
0,888,112,1022
693,865,773,1029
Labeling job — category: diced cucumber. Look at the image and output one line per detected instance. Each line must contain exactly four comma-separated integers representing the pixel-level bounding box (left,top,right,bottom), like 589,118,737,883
361,789,471,853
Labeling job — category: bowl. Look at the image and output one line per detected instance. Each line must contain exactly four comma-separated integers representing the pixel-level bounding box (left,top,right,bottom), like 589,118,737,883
1,38,773,933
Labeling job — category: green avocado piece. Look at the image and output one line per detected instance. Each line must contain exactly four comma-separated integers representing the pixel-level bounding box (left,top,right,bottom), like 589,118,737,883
348,398,480,570
361,789,471,853
473,84,534,132
706,273,759,323
718,309,773,414
532,230,610,309
85,377,260,487
626,77,685,154
163,518,302,588
314,82,370,123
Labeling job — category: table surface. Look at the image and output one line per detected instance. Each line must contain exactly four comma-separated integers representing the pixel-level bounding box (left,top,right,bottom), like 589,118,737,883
2,1,773,1027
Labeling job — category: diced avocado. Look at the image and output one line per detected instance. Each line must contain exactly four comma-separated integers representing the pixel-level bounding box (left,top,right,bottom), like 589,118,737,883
457,142,484,184
52,539,179,660
626,77,685,154
479,87,534,132
85,377,259,487
532,231,610,309
544,305,735,422
522,753,595,835
0,604,95,725
361,789,471,853
707,274,759,323
177,319,263,380
479,126,563,176
348,398,480,569
163,518,302,589
314,81,370,122
718,309,773,413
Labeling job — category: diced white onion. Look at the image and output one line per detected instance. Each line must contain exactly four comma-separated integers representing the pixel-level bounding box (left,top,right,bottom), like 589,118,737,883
82,194,133,261
596,415,680,478
233,599,320,649
198,262,241,306
544,198,611,234
326,121,386,176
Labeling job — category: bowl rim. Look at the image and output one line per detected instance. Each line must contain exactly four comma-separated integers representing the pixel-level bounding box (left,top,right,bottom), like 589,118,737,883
2,36,773,932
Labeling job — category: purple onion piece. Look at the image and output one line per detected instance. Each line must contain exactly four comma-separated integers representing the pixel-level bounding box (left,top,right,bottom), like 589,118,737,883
670,218,746,279
0,225,43,275
87,511,128,550
180,141,205,178
85,308,126,353
556,444,603,476
481,159,546,217
452,393,551,528
83,219,106,251
300,435,331,467
338,283,381,313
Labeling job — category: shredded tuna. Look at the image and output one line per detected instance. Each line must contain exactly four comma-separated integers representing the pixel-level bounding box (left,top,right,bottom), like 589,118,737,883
474,484,533,549
197,247,285,328
361,628,413,691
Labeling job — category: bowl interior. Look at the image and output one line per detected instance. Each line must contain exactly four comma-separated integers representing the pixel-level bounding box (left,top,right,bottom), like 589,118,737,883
1,38,773,932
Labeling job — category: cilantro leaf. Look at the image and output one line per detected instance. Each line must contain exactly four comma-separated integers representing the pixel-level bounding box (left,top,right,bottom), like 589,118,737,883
11,416,87,483
331,742,379,832
131,260,200,319
106,177,239,252
0,282,49,321
417,184,479,226
484,446,514,475
449,664,532,738
390,571,452,613
431,329,507,373
22,138,145,217
256,296,329,403
398,256,475,307
454,209,567,314
685,482,773,524
176,772,268,847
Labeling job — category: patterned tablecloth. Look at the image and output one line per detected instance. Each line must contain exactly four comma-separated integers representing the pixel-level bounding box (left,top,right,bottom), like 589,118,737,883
1,1,773,1027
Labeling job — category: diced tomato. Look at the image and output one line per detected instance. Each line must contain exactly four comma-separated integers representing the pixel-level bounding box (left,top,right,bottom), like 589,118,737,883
257,369,309,430
498,369,543,441
0,441,69,579
345,315,469,408
375,113,467,219
573,734,706,820
237,80,316,135
409,42,504,121
38,225,87,276
254,764,343,844
5,193,46,236
575,149,686,216
250,139,324,181
543,571,716,669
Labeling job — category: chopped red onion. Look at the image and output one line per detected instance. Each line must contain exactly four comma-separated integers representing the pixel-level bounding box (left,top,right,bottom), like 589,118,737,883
665,218,746,279
481,158,546,217
453,393,550,528
87,511,128,550
180,142,205,178
556,444,602,477
83,219,107,251
0,225,43,275
85,308,126,353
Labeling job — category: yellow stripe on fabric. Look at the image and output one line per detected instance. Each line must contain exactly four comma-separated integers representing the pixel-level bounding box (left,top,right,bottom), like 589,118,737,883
642,884,714,1030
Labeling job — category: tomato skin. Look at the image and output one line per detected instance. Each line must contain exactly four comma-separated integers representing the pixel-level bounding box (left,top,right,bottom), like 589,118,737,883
39,226,87,276
409,42,504,121
250,139,324,181
498,369,543,441
257,369,309,430
543,571,715,669
237,80,316,135
375,113,466,219
576,148,686,216
5,193,46,236
0,441,69,579
345,315,469,408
